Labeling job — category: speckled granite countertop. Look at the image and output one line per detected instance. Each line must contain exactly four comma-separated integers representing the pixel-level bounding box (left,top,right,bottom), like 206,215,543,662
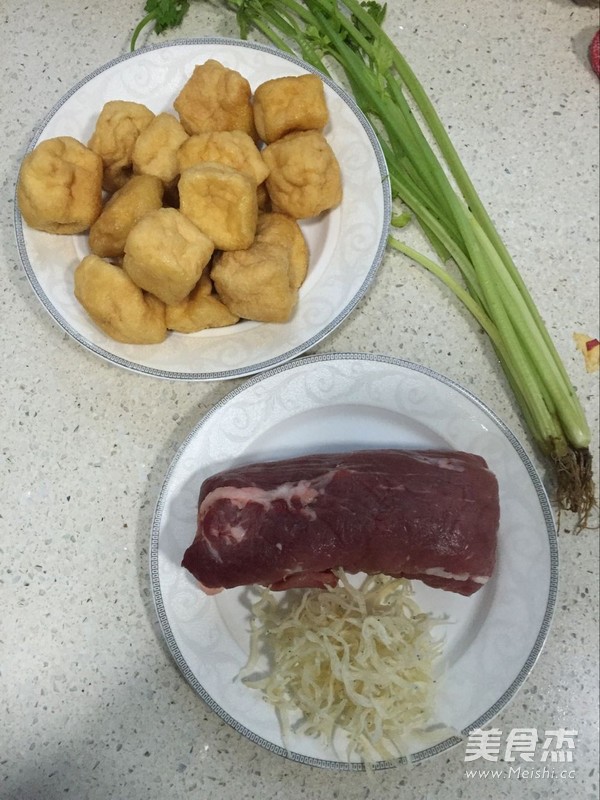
1,2,598,799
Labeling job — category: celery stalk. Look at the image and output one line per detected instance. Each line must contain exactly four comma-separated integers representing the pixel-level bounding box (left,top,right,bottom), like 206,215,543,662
228,0,595,522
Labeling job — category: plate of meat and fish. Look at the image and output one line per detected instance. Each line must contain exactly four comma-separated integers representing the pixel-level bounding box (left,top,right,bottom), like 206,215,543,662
151,352,558,769
14,38,390,380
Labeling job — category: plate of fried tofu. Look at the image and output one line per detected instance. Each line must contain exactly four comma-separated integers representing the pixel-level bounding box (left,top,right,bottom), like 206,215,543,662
14,38,391,380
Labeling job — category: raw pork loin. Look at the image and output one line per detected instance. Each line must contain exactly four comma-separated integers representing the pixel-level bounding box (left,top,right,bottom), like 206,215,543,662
181,449,500,596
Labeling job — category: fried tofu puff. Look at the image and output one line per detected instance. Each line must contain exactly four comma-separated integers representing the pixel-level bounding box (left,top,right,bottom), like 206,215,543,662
174,60,257,139
255,212,309,290
89,174,164,259
178,163,258,251
88,100,155,192
253,74,329,143
132,112,189,185
212,212,308,323
74,255,167,344
17,136,103,234
177,131,269,185
262,131,342,219
165,269,239,333
123,208,214,306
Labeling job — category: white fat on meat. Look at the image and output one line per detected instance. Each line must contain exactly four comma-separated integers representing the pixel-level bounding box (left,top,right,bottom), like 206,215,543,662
422,566,489,585
409,453,468,472
198,474,335,544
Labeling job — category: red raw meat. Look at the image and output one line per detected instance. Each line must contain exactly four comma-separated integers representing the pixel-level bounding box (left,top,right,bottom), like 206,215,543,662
181,449,500,596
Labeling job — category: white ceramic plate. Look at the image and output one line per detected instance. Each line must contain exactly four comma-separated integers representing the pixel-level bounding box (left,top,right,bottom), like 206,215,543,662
151,353,557,769
14,39,390,380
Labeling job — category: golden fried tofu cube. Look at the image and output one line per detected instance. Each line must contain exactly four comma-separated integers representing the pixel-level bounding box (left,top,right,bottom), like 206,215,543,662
177,130,269,185
256,212,309,290
17,136,103,234
212,236,299,324
166,269,239,333
174,60,256,139
132,112,189,184
253,74,329,143
212,242,296,323
123,208,214,305
89,174,164,259
178,163,258,251
262,131,342,219
88,100,155,192
74,255,167,344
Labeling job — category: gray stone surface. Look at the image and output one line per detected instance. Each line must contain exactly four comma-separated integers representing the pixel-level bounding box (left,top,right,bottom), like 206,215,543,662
1,2,598,798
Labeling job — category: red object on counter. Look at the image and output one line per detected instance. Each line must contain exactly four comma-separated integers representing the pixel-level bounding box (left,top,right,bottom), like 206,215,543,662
590,30,600,77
